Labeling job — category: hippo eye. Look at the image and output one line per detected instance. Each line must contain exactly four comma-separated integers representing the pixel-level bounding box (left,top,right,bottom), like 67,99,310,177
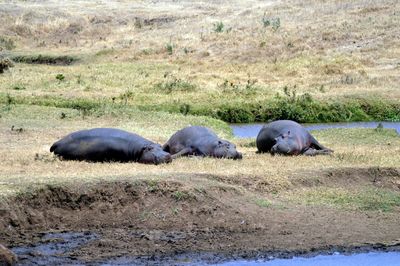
143,146,153,152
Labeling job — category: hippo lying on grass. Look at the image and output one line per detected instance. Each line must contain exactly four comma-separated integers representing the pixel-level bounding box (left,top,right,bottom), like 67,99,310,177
256,120,333,156
163,126,242,159
50,128,172,164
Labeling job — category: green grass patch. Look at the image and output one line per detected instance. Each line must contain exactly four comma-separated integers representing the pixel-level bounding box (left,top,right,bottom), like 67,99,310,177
172,190,190,201
11,54,79,65
0,103,233,139
140,94,400,123
255,198,272,208
312,128,399,146
0,36,16,50
2,89,399,124
153,77,196,94
288,187,400,212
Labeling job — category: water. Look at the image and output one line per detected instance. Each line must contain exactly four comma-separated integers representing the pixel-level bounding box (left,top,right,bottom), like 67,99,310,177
231,121,400,138
219,252,400,266
12,231,97,265
12,233,400,266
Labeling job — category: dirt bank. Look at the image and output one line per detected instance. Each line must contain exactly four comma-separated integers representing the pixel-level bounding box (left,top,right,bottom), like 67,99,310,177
1,167,400,263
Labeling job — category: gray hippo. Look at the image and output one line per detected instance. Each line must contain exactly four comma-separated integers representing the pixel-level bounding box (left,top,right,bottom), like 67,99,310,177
50,128,172,164
163,126,242,159
256,120,333,156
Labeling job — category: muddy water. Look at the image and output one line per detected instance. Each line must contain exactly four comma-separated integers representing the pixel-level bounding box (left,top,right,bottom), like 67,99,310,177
219,252,400,266
12,232,97,265
231,122,400,138
12,232,400,266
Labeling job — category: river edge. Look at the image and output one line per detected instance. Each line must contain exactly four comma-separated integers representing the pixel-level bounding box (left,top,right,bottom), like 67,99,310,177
2,177,400,265
10,229,400,265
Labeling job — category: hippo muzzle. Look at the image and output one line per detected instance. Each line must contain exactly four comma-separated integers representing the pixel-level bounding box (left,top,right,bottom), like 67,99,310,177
155,153,172,165
139,145,173,165
232,151,243,160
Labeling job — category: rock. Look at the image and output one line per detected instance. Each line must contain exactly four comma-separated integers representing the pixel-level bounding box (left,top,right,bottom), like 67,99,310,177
0,244,17,266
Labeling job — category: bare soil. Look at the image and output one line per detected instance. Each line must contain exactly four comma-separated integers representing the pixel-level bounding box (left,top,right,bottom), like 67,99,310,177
1,167,400,263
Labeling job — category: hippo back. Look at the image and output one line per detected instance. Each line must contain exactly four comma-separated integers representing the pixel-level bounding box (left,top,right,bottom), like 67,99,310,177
50,128,154,162
256,120,308,153
165,126,218,154
164,126,242,159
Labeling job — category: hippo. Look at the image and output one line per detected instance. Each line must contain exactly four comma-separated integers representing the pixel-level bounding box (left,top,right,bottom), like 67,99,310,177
0,244,17,266
256,120,333,156
50,128,172,164
163,126,242,159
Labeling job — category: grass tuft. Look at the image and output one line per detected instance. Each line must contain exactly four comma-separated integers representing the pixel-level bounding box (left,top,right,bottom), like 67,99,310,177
289,188,400,212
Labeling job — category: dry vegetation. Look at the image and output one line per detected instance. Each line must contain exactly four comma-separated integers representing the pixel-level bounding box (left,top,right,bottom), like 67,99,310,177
0,0,399,260
1,105,399,210
0,0,399,103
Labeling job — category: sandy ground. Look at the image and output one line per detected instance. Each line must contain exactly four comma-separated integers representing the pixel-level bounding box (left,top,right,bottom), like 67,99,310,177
1,169,400,263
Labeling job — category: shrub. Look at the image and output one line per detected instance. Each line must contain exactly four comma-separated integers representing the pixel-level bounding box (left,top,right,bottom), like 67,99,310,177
0,57,14,73
213,21,224,33
154,77,196,94
0,36,16,50
262,16,281,32
165,43,173,55
56,74,65,81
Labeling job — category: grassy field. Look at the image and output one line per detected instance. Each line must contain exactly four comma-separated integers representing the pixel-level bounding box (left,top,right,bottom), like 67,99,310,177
1,104,399,211
0,0,400,259
0,0,399,122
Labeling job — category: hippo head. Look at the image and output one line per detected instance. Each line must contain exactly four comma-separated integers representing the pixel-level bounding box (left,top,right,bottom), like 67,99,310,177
211,140,242,160
271,131,297,155
139,144,172,165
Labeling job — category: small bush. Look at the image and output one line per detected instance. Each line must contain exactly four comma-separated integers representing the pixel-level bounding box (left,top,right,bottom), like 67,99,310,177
179,104,191,115
219,76,259,95
165,43,173,55
56,74,65,81
213,21,225,33
172,191,189,201
0,57,14,73
118,90,135,104
262,16,281,32
0,36,16,50
154,77,196,94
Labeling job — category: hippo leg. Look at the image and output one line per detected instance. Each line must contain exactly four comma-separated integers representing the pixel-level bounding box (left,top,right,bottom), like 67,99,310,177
170,147,194,159
303,148,333,156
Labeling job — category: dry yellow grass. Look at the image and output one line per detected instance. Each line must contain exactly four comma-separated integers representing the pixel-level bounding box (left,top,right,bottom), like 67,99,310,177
1,105,399,205
1,0,399,101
